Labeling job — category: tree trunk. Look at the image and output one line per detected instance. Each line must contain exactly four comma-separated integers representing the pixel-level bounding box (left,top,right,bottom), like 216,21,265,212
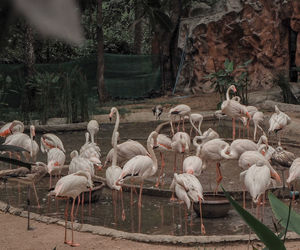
96,0,107,103
134,0,143,54
24,24,35,78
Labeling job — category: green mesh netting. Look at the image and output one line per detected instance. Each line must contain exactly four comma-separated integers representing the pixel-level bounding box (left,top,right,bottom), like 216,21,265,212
0,53,161,100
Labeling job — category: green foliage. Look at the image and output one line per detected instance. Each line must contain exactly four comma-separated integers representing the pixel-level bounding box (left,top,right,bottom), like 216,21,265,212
222,187,286,250
206,59,251,108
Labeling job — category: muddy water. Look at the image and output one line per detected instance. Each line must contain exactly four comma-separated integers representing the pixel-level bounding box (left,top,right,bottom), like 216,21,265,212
0,120,299,236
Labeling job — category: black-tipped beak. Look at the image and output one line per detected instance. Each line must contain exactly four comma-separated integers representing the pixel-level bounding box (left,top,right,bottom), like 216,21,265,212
153,145,159,149
33,136,36,140
109,117,112,122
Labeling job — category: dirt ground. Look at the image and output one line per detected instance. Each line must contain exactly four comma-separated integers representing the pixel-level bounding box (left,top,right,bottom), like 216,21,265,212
1,212,300,250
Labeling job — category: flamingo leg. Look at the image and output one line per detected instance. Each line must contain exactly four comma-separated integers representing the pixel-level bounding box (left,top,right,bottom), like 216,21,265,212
75,195,81,218
170,120,175,136
243,186,246,209
262,192,265,223
113,190,117,225
174,153,177,173
256,195,261,220
120,188,125,221
214,163,223,194
254,123,257,141
199,197,206,235
182,117,185,132
184,204,187,235
32,182,40,208
138,180,144,208
190,201,194,227
232,118,236,140
81,193,84,224
155,152,164,188
64,198,71,245
238,119,241,138
189,126,193,137
69,198,80,247
49,174,52,190
130,179,134,206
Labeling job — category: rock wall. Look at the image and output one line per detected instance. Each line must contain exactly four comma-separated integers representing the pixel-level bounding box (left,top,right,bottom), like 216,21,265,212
178,0,294,92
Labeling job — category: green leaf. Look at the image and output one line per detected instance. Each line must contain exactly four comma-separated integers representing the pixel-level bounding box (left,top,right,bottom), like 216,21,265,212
268,192,300,235
222,187,286,250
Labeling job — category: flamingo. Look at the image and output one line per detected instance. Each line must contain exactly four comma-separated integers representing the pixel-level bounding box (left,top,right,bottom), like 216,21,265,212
171,132,190,174
153,133,172,187
198,138,233,193
46,148,66,189
193,128,219,156
105,107,148,167
87,119,99,144
169,104,200,136
188,113,203,137
268,105,291,144
4,125,39,161
40,133,65,153
238,145,281,207
50,171,93,247
116,131,159,207
170,173,205,234
221,85,251,139
287,158,300,200
105,131,125,220
240,161,273,220
183,156,203,176
271,145,296,189
0,120,24,137
80,132,101,157
229,135,268,159
152,105,163,120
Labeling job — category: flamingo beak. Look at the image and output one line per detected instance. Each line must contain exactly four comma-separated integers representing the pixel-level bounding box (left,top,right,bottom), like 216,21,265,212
261,150,266,156
271,171,281,183
96,164,102,171
153,145,159,149
186,169,194,175
233,86,237,92
181,145,185,154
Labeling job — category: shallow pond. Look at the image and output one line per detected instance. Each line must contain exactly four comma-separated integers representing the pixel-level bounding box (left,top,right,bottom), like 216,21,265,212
0,119,299,236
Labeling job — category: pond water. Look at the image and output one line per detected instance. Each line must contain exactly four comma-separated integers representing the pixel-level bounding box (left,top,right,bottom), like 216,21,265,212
0,119,299,236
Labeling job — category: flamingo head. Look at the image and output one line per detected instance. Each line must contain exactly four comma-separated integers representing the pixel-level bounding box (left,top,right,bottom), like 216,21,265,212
186,169,194,175
230,85,237,93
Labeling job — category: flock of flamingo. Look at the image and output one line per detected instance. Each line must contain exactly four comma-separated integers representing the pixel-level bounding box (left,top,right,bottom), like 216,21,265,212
0,84,300,246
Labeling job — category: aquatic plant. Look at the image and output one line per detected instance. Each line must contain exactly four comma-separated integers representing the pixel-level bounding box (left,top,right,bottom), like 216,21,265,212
223,187,300,250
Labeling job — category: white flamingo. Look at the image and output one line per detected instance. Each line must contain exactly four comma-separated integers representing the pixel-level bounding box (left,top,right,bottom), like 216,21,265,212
4,125,39,161
183,156,203,176
268,105,291,144
40,133,65,153
153,133,172,187
0,120,24,137
287,158,300,199
116,131,159,207
51,171,93,247
221,85,251,139
47,147,66,189
152,105,163,120
105,107,148,167
240,161,273,220
87,119,99,144
229,135,268,159
169,104,200,136
171,132,190,174
170,173,205,234
193,128,219,156
188,113,203,137
252,111,265,141
198,138,233,193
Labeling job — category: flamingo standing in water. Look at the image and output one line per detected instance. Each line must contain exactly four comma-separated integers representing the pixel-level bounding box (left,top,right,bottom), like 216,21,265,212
87,119,99,144
252,111,265,141
169,104,200,136
240,161,273,220
193,128,219,156
40,133,65,153
50,171,93,247
153,133,172,187
46,147,66,189
229,135,268,160
116,131,159,207
221,85,251,140
268,105,291,144
171,132,190,174
4,125,39,161
170,173,205,234
105,107,148,167
188,113,203,137
0,120,24,137
198,138,232,193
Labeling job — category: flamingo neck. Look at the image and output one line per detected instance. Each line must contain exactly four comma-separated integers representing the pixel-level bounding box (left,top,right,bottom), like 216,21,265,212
112,109,120,146
189,116,201,135
147,132,158,175
112,132,118,166
30,129,34,158
221,144,231,159
226,87,231,101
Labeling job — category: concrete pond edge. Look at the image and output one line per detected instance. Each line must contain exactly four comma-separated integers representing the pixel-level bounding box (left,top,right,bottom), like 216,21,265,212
0,200,300,246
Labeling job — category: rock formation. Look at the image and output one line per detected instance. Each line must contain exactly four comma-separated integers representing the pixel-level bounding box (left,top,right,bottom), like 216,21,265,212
178,0,295,92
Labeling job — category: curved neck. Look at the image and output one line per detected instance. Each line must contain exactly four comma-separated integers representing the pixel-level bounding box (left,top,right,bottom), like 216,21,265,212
147,132,158,175
226,87,231,101
112,132,118,166
221,144,232,159
85,133,90,144
112,109,120,147
193,136,201,148
30,129,34,157
189,116,201,135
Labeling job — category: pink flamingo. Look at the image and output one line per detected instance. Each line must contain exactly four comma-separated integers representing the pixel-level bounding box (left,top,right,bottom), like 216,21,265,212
40,133,65,153
0,120,24,137
51,171,93,247
87,120,99,144
171,132,190,174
